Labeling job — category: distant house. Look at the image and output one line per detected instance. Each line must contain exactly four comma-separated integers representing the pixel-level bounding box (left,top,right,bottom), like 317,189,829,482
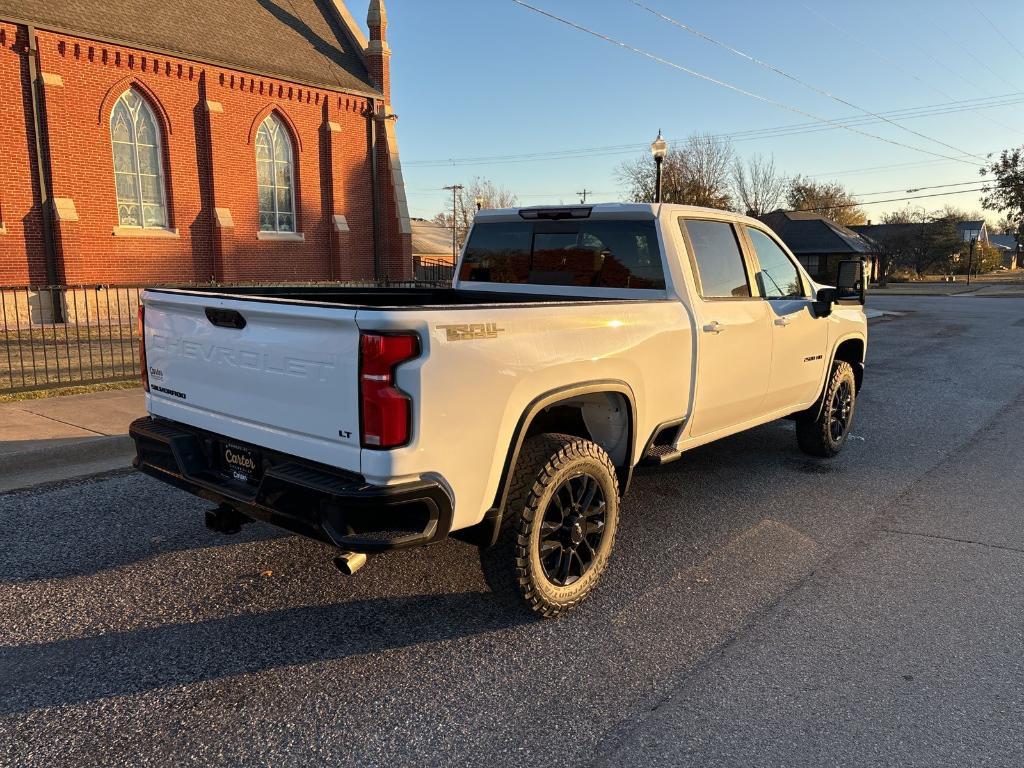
411,219,456,281
989,234,1020,270
758,210,878,284
956,220,988,244
855,220,1019,272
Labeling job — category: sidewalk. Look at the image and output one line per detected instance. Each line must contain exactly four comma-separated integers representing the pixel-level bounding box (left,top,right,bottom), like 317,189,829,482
0,388,144,492
873,281,1024,297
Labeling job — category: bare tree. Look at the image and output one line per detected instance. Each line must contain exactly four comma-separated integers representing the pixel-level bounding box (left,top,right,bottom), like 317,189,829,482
785,175,866,226
617,133,734,209
732,154,787,217
432,177,519,246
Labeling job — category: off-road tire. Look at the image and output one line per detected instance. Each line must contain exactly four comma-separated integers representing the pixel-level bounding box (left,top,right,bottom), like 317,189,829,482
479,433,620,619
796,360,857,458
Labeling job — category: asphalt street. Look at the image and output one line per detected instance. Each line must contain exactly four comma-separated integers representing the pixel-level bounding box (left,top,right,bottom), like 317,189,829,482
2,294,1023,767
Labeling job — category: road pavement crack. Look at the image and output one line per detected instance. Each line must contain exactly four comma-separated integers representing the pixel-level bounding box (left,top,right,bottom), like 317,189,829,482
876,527,1024,556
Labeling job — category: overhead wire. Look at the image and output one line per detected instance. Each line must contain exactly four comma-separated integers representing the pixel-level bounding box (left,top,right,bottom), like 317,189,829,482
971,1,1024,65
626,0,986,162
404,92,1021,168
801,3,1024,137
510,0,984,167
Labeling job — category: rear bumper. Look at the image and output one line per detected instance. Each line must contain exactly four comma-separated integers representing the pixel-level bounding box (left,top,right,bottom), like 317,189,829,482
130,417,453,552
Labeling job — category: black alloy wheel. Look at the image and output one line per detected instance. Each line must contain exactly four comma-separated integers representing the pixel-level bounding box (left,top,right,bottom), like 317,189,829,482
829,379,854,442
479,433,621,618
539,472,607,587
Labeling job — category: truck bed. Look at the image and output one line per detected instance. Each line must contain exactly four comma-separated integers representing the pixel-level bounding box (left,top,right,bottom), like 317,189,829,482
148,286,636,309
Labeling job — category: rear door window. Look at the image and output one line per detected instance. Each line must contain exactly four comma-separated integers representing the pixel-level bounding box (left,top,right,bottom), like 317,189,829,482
681,219,751,299
460,220,665,289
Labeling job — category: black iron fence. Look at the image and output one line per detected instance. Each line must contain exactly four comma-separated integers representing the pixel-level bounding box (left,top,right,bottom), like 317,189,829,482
1,285,144,393
1,274,455,394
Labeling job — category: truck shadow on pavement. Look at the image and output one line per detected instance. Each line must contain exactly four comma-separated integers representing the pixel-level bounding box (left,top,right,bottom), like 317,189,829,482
0,589,532,715
0,473,284,582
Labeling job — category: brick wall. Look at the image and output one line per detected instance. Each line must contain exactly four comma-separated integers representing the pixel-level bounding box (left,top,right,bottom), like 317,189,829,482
0,24,411,287
0,24,47,285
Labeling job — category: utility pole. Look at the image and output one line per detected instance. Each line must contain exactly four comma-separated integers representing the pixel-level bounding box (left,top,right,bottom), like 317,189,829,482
966,236,977,285
443,184,464,261
577,189,592,204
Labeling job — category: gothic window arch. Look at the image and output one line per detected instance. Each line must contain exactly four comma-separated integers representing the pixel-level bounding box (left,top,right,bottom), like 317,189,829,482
255,113,296,232
110,89,168,228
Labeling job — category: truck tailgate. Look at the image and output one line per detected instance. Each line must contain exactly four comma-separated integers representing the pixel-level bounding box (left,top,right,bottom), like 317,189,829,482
142,290,362,473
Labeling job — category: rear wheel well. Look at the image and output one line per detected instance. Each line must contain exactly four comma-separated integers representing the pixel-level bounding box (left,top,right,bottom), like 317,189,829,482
455,388,634,550
524,391,633,484
833,338,865,391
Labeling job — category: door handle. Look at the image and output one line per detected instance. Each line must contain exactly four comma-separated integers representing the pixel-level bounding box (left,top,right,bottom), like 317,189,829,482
702,321,726,334
774,317,792,327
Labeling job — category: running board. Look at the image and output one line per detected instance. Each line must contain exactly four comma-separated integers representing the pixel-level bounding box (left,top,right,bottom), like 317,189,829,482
642,444,683,466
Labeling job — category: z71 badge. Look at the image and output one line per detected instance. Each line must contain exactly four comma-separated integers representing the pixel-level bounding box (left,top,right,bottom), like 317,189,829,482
436,323,505,341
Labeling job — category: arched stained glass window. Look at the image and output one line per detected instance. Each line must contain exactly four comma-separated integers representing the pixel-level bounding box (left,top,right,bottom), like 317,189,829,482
110,90,168,228
255,114,296,232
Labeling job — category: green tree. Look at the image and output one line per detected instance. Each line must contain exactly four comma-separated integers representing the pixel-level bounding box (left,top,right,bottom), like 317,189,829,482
980,147,1024,264
785,176,866,226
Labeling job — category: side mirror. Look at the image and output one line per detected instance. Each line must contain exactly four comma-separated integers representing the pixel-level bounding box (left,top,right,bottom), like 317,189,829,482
836,259,867,305
813,287,837,318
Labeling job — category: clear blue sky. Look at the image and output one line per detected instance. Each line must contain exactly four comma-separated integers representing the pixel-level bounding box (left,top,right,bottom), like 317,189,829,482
383,0,1024,223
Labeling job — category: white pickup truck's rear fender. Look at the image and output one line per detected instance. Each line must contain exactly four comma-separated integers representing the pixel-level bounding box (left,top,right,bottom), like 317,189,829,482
357,300,692,532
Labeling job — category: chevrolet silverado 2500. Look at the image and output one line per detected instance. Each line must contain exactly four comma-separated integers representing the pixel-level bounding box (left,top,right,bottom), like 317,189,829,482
131,203,867,617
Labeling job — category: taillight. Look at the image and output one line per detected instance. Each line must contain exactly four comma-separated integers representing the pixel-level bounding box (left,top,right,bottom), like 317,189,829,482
359,332,419,449
138,304,149,392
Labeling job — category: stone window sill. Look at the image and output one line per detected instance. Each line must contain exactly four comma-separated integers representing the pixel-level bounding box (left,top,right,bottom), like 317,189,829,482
0,224,7,235
112,226,180,239
257,231,305,242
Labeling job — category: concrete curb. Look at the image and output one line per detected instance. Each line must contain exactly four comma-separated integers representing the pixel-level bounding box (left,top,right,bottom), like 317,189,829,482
0,435,136,489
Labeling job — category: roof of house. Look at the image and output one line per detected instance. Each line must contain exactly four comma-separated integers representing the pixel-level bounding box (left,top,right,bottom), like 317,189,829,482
850,222,920,242
0,0,379,95
957,220,986,234
411,219,454,257
759,210,877,255
989,234,1019,251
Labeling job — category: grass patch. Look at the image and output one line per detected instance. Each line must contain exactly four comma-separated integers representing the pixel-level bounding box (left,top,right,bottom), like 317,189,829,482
0,380,140,403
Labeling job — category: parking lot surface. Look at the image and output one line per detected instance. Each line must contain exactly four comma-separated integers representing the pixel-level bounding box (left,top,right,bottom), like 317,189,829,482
2,294,1023,767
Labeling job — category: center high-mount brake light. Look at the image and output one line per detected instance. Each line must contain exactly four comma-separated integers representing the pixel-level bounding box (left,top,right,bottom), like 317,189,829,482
519,207,592,220
360,332,420,449
138,304,149,392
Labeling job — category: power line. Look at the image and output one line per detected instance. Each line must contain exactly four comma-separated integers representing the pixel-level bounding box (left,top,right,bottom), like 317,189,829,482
853,179,989,197
412,188,990,225
927,16,1023,93
798,186,989,212
800,3,1024,138
971,2,1024,65
404,92,1019,168
626,0,986,162
511,0,984,167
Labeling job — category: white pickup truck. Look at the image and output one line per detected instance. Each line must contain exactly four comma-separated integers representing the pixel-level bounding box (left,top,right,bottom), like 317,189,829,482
131,203,867,617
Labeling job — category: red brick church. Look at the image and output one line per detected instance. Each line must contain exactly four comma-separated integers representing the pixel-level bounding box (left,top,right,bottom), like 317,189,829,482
0,0,412,287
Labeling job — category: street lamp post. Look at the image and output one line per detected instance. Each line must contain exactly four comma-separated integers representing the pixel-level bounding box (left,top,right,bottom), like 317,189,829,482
650,130,668,204
967,236,977,286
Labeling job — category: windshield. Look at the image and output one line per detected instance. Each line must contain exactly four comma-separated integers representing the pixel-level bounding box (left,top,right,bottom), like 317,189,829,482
459,219,666,289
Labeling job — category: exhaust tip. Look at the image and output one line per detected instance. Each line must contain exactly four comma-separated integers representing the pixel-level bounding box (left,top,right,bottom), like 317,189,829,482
333,551,368,576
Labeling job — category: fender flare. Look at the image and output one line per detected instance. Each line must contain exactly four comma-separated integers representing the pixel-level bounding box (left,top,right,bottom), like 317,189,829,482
456,380,637,548
807,333,866,421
